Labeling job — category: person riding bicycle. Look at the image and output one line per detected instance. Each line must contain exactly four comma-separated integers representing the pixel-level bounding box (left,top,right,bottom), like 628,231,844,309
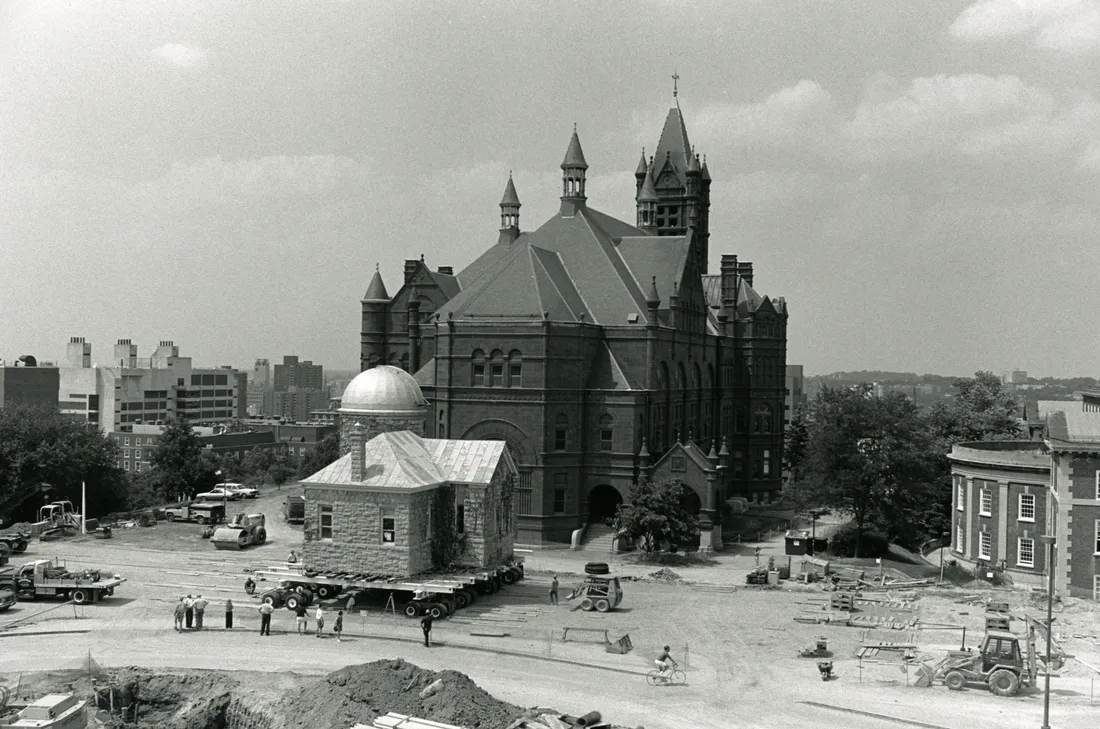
654,645,678,679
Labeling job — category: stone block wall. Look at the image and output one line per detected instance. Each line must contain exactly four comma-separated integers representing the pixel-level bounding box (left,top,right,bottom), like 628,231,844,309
459,461,515,568
338,413,425,455
302,486,432,577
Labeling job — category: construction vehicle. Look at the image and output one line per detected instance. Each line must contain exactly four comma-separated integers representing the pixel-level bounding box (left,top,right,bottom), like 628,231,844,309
12,559,125,605
0,567,16,611
38,501,81,529
568,573,624,612
916,619,1066,696
0,532,29,556
163,501,225,525
210,513,267,550
283,495,305,524
249,559,525,618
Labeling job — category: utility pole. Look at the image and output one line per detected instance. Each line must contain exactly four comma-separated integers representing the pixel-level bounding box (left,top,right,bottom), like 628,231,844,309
1039,534,1056,729
81,480,86,535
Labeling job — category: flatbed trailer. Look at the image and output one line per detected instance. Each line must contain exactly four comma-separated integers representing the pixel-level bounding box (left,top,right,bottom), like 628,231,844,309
248,559,525,618
13,559,126,605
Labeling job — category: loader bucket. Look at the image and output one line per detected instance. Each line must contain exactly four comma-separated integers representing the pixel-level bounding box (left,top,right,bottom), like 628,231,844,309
211,527,247,550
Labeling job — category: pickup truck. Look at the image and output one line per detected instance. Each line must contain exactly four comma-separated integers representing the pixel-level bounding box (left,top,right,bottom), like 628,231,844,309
163,501,225,524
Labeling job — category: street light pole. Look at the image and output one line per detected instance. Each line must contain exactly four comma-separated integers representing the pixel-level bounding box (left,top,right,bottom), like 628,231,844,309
1039,534,1055,729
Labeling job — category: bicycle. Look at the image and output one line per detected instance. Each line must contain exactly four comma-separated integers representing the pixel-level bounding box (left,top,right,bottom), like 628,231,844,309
646,668,686,686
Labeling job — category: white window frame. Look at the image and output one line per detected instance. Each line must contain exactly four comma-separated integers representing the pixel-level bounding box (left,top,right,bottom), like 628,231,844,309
1095,519,1100,556
979,489,992,517
1018,493,1035,523
1095,470,1100,501
382,510,396,545
955,520,965,553
957,481,965,511
319,505,333,540
1017,538,1034,568
123,448,130,458
979,531,992,560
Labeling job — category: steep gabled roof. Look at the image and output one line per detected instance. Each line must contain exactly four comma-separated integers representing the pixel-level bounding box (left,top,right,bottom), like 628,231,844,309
428,270,461,299
425,438,511,484
617,235,692,313
653,107,692,185
700,274,720,308
735,277,763,317
585,341,635,390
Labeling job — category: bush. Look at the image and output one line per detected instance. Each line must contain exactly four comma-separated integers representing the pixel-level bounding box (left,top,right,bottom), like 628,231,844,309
824,524,889,558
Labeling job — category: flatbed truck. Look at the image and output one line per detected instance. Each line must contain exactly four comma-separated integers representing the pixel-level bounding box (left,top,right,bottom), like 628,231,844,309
13,559,125,605
248,559,525,618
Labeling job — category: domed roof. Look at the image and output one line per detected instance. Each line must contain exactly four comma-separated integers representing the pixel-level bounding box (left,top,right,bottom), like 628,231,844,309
340,365,427,416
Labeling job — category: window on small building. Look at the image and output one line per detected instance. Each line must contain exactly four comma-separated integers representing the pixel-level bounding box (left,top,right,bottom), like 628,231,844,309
979,531,991,560
762,449,771,476
491,364,504,387
554,414,568,451
319,505,333,540
123,448,130,458
382,510,396,544
134,462,141,473
957,480,965,511
753,404,773,434
980,489,992,516
124,461,130,471
135,449,141,460
456,504,465,534
955,520,965,553
599,414,613,452
124,436,131,446
1018,538,1035,568
1018,493,1035,522
1095,519,1100,555
508,350,522,387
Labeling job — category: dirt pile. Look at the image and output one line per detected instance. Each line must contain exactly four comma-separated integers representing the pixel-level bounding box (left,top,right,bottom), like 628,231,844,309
279,659,522,729
102,670,237,729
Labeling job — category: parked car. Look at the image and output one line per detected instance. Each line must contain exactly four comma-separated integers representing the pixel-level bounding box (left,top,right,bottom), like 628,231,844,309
194,488,241,502
219,482,259,499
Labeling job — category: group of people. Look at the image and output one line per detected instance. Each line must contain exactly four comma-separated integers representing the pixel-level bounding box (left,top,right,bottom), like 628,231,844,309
173,594,233,632
293,603,344,640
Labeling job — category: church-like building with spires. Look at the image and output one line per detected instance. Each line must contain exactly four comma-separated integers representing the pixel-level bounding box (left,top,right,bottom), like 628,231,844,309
357,99,789,545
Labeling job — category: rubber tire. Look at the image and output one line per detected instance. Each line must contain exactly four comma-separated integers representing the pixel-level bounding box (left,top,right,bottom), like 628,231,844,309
106,587,114,597
440,598,455,615
475,581,492,595
285,593,302,612
71,589,88,605
491,576,502,592
595,599,611,613
316,584,335,600
461,588,477,605
166,513,177,522
297,589,314,607
404,604,419,618
501,569,517,585
196,516,206,525
428,604,445,619
646,671,660,686
261,591,279,607
988,669,1020,697
453,591,470,609
585,562,610,575
254,528,267,545
944,671,966,691
580,598,594,611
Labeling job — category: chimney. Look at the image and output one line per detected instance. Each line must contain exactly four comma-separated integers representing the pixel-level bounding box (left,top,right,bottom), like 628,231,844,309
114,339,137,369
349,422,365,480
66,337,91,368
720,255,738,310
403,259,420,284
737,262,754,288
437,266,454,276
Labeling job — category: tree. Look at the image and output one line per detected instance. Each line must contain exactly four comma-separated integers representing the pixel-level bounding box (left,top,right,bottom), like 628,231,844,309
266,450,296,487
785,385,939,555
295,434,340,480
926,371,1023,444
149,418,218,501
614,477,699,553
0,404,128,521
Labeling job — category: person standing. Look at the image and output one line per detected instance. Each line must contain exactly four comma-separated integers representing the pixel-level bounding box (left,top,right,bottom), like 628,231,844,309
193,594,208,629
420,613,433,647
184,594,194,630
173,597,186,632
549,575,559,605
295,603,308,634
225,599,234,629
315,605,325,638
258,602,274,636
334,610,343,642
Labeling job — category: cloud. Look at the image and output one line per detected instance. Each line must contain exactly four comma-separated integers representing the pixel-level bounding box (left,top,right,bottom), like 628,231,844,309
151,43,211,69
950,0,1100,53
137,154,372,206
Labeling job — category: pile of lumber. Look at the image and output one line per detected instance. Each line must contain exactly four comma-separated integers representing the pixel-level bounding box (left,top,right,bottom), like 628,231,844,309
506,709,637,729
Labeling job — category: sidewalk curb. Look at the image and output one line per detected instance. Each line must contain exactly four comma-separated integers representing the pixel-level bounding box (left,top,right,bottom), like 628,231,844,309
799,701,952,729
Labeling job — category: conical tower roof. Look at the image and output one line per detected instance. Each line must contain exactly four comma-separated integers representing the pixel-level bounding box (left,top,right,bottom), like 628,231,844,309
637,169,658,202
646,276,661,304
635,150,648,175
363,266,390,301
687,150,701,173
701,156,711,182
500,174,521,207
653,107,692,181
561,128,588,170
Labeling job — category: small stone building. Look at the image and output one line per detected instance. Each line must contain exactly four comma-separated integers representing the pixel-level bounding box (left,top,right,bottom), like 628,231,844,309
300,366,518,577
647,437,727,551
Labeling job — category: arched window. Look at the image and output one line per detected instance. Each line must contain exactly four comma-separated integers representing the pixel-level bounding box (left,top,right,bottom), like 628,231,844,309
658,362,669,391
471,349,486,386
388,352,399,367
368,354,380,368
754,404,773,434
438,409,445,438
676,362,687,391
418,295,435,323
692,363,702,391
599,414,614,452
508,349,523,387
554,414,568,451
490,349,505,387
735,405,747,433
400,352,409,372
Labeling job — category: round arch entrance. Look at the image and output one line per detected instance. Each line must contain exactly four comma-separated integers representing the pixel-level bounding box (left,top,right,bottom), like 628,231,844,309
587,484,623,522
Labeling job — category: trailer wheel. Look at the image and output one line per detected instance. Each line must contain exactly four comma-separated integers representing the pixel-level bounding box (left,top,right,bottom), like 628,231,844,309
944,671,966,691
501,569,517,585
261,591,279,606
285,593,302,612
316,584,336,600
461,588,476,605
453,591,470,609
404,603,419,618
580,598,594,611
988,669,1020,697
595,599,611,613
428,604,445,619
439,598,454,615
71,589,89,605
297,589,313,607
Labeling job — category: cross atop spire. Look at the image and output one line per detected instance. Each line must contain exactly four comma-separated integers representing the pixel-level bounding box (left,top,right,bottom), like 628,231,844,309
672,71,680,100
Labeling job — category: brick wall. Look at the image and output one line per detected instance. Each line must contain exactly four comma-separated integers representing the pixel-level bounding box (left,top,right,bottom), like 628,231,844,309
1067,454,1100,597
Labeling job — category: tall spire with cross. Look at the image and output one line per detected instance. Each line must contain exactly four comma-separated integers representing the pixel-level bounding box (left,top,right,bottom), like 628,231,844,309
672,70,680,105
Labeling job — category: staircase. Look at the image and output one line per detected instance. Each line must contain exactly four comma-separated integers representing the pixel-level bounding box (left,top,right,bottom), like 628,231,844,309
583,523,616,552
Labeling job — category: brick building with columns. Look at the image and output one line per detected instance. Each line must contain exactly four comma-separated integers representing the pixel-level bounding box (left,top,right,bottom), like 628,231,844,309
358,99,789,545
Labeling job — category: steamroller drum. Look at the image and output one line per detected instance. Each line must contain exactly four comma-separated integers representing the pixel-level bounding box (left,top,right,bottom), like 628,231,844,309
210,527,247,550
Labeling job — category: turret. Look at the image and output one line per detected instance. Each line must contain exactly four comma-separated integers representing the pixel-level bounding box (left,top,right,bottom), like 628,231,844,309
634,149,648,197
645,276,661,326
636,166,658,233
360,264,390,371
499,173,521,245
560,125,588,216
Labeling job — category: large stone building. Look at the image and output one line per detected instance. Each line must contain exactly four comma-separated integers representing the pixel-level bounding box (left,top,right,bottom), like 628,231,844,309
300,366,517,577
358,101,789,545
950,391,1100,600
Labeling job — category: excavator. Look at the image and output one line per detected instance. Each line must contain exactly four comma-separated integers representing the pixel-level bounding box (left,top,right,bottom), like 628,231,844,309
916,614,1068,696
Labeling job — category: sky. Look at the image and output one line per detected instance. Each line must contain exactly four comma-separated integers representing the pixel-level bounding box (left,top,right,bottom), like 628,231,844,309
2,0,1100,377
